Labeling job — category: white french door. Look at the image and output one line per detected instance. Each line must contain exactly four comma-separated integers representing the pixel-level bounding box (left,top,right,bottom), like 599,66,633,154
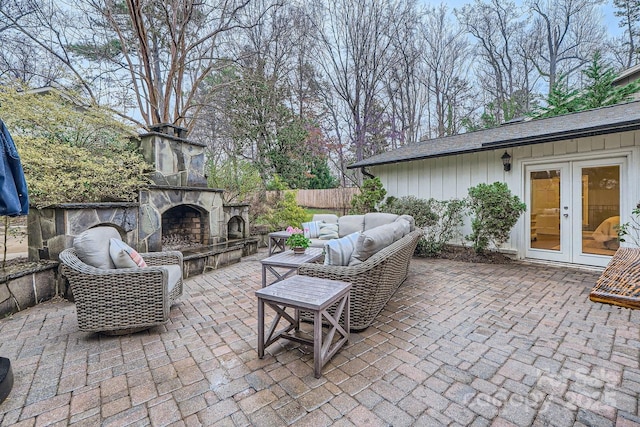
525,158,624,267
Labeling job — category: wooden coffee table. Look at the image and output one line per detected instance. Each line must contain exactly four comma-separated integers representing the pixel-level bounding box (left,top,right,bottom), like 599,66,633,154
256,275,351,378
261,247,324,287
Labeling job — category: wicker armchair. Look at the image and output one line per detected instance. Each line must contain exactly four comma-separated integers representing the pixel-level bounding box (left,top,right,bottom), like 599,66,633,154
298,229,423,330
59,248,184,335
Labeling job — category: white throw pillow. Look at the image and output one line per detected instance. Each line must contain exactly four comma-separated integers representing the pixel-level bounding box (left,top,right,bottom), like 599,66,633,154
109,238,148,268
163,264,182,294
324,232,360,266
73,226,121,269
302,220,323,238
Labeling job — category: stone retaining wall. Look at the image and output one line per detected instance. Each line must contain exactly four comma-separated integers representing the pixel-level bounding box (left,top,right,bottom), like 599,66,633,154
0,263,60,318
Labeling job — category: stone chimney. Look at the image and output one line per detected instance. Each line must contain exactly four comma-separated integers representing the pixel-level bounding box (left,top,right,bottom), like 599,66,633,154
139,123,207,187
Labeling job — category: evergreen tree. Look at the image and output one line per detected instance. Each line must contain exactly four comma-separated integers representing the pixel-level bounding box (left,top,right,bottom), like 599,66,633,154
580,52,639,109
534,52,640,119
307,159,338,189
536,75,581,118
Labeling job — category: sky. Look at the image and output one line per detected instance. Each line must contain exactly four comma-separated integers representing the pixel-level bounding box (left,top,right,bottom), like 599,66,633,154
427,0,623,36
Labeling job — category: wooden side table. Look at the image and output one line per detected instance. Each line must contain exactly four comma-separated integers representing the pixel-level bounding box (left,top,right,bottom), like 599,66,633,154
256,276,350,378
267,231,291,255
260,247,324,287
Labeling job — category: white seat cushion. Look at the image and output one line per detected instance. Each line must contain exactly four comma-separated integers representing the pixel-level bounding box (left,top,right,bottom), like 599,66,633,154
338,215,364,237
163,264,182,294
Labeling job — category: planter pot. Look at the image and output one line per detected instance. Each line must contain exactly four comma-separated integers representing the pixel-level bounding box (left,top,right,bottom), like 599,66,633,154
292,247,306,255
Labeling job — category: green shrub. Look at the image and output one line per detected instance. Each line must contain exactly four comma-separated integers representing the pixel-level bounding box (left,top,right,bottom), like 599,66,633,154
381,196,437,228
381,196,465,257
19,135,147,207
617,204,640,246
0,85,149,207
420,199,466,256
266,174,289,191
265,190,310,230
466,182,526,254
350,177,387,214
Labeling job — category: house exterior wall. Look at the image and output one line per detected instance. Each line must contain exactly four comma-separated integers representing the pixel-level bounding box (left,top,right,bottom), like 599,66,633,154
371,129,640,260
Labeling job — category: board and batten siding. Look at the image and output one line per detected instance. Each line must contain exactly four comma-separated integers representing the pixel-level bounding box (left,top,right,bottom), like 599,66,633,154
371,129,640,259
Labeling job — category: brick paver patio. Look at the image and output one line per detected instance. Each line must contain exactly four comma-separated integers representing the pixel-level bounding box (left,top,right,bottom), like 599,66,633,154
0,251,639,426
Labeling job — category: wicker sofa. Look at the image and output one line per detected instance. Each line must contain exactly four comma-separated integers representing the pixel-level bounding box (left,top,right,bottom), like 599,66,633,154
59,227,183,335
306,212,412,248
299,228,423,330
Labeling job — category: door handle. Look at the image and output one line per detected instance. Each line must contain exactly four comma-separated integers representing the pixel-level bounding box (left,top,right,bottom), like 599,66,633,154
563,213,569,218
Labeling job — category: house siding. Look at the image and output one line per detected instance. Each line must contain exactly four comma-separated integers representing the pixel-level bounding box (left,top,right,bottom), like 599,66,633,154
372,130,640,260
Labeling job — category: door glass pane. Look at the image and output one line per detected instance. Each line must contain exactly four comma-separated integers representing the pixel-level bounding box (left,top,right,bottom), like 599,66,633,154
530,170,561,251
581,166,620,256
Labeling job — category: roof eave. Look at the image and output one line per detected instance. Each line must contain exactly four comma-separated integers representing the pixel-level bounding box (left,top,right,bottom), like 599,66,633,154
348,118,640,169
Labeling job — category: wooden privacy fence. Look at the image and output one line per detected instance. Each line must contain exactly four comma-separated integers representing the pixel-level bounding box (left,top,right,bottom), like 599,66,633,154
266,188,360,210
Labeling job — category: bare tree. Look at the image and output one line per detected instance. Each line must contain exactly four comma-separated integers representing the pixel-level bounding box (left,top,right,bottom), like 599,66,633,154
526,0,606,94
612,0,640,68
1,0,265,130
313,0,397,168
0,0,68,87
424,4,474,137
384,0,427,147
192,1,335,189
456,0,532,125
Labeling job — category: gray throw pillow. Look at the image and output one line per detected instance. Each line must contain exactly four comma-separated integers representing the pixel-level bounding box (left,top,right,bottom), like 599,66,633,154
395,214,416,231
395,218,411,237
363,212,399,230
73,226,121,269
318,223,339,240
350,222,397,263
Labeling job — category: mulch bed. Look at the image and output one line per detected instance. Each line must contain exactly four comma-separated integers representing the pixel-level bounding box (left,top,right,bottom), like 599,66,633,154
428,245,513,264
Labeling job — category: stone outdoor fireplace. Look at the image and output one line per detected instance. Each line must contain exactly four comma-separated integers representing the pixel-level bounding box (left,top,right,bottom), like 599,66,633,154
224,204,250,241
28,124,257,277
161,205,209,250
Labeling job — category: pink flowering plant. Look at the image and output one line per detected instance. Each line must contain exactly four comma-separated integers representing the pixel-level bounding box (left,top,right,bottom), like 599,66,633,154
285,226,311,249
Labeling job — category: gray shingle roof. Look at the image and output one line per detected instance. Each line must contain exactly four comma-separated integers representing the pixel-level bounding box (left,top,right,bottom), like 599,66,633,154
348,100,640,169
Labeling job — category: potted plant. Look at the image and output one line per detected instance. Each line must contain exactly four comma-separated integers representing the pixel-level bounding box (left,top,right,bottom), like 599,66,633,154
285,226,311,254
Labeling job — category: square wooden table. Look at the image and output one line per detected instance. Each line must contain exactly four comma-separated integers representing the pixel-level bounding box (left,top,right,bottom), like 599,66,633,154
261,247,324,287
267,231,291,255
256,275,350,378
